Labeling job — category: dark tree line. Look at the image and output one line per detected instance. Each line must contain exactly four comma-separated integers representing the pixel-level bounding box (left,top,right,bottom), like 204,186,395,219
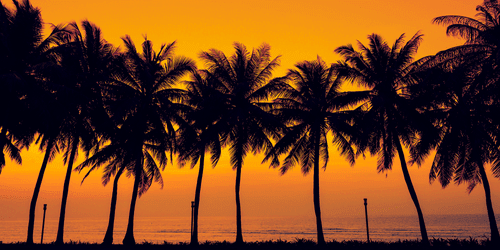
1,0,499,246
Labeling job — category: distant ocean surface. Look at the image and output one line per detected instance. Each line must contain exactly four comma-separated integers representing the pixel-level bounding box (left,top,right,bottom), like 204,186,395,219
1,214,498,244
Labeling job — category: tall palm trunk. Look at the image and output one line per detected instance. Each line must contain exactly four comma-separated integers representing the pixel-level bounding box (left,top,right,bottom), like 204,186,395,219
313,128,325,245
478,162,500,243
394,138,429,246
123,159,141,245
27,137,55,244
55,139,79,244
191,149,205,245
235,160,243,245
102,165,126,245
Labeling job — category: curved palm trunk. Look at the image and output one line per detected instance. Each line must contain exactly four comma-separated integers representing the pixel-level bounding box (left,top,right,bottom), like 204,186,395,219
55,139,79,244
0,128,7,171
122,160,141,245
235,161,243,244
478,162,500,243
394,138,429,246
102,165,126,245
27,137,55,244
313,129,326,245
191,150,205,245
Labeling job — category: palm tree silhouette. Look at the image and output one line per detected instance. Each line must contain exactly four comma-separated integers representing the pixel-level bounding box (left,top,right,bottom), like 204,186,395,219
76,36,194,245
424,64,500,244
198,43,282,244
1,0,72,244
48,20,118,244
334,32,431,246
431,0,500,243
263,57,364,245
26,82,72,244
107,36,195,245
178,71,225,245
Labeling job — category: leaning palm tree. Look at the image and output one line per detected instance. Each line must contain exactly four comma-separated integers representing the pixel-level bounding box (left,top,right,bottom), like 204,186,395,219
430,1,500,242
334,32,431,246
0,0,71,244
263,57,364,245
103,35,195,245
26,81,71,244
178,71,224,245
48,20,118,244
421,63,500,244
198,42,283,244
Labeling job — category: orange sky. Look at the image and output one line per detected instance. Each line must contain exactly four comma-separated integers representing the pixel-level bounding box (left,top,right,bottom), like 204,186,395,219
1,0,498,238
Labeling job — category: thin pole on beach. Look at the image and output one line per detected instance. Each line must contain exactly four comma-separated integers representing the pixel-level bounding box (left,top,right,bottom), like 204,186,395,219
190,201,195,238
364,198,370,242
41,204,47,244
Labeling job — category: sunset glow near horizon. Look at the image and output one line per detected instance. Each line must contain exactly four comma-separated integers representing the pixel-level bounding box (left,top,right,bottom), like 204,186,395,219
0,0,498,240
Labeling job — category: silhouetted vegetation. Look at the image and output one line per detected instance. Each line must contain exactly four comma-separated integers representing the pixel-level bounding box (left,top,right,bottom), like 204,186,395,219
195,42,284,244
334,32,432,245
0,238,496,250
263,57,363,245
1,0,500,247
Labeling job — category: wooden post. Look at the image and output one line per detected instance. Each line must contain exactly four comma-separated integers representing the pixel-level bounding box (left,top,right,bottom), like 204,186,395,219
41,204,47,244
190,201,195,238
364,198,370,242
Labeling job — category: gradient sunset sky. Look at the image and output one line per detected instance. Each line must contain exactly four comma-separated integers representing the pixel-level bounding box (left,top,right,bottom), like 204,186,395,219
0,0,497,235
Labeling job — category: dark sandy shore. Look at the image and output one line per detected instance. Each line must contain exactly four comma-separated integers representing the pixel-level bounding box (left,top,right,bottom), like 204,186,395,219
0,238,496,250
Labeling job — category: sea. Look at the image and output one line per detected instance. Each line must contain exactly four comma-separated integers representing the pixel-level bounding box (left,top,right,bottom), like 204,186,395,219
0,214,497,244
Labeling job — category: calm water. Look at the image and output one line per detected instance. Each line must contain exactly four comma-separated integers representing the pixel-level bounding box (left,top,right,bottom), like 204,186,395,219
1,214,497,244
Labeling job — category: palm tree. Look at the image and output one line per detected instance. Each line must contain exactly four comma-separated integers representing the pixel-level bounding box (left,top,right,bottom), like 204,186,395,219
104,36,195,245
48,20,118,244
198,43,283,244
75,33,194,244
421,63,500,244
26,81,73,244
263,57,364,245
0,0,73,244
334,32,431,246
429,1,500,242
178,71,224,245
